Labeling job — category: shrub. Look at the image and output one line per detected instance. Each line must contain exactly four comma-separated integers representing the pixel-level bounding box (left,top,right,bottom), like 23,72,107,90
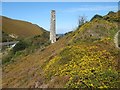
44,45,119,88
12,40,28,53
2,51,14,64
90,14,103,21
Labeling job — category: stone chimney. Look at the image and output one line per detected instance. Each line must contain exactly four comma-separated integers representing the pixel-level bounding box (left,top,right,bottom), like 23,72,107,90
50,10,56,43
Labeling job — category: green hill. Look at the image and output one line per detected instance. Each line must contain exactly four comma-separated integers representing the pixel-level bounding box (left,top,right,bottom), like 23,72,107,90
2,11,120,88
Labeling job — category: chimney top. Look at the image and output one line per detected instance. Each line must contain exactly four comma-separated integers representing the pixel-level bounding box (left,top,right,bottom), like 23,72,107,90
51,10,55,12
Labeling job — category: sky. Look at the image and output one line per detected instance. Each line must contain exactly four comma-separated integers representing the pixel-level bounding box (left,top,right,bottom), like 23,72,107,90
1,0,120,2
2,2,119,34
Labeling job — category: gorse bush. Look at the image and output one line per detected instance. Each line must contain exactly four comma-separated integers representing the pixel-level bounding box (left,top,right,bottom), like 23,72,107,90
44,45,119,88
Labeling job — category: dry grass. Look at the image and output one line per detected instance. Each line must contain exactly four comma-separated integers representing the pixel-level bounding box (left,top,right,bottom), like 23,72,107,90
2,34,72,88
1,16,47,38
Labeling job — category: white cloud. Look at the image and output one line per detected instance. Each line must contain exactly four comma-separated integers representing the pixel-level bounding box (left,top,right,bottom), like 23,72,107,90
60,5,118,13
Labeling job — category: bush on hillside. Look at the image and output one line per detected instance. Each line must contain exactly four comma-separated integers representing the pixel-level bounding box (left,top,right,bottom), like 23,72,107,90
44,45,119,88
2,51,14,64
90,14,103,21
12,40,28,53
107,11,115,15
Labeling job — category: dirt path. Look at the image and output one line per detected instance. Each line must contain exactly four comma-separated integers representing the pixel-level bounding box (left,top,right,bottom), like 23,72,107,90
114,30,120,49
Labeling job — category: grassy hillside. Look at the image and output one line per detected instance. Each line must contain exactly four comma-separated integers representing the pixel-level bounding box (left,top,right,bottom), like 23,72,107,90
1,16,48,38
103,11,120,22
1,16,49,64
2,30,50,65
2,11,120,88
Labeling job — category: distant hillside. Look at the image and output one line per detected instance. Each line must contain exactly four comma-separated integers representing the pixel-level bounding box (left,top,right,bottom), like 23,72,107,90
2,11,120,88
2,31,15,42
1,16,48,38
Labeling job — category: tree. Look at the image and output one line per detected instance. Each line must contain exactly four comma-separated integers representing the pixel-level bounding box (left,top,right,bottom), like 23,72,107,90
12,40,28,53
78,15,87,27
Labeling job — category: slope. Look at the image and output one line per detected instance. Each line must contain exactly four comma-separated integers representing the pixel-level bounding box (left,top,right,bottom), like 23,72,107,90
2,11,120,88
1,16,49,64
2,31,15,42
1,16,47,38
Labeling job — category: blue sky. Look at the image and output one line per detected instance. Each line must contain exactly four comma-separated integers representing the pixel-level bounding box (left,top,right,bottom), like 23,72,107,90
2,2,118,34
